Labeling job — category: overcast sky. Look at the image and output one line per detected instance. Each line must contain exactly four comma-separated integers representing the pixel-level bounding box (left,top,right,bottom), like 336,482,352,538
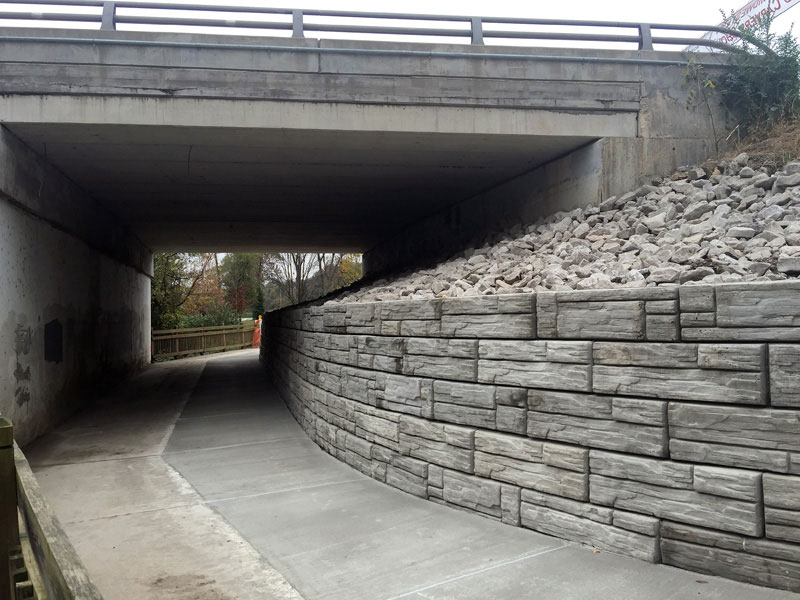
2,0,797,45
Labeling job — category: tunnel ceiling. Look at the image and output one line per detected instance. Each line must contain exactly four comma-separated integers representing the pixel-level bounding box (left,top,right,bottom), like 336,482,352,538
7,122,595,252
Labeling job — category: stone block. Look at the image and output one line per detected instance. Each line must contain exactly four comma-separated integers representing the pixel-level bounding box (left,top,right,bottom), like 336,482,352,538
529,412,667,457
380,375,432,417
542,442,589,473
556,300,645,340
405,337,478,358
529,390,612,419
696,344,765,372
475,452,587,500
693,466,762,501
380,299,441,321
428,464,444,488
536,292,558,338
501,485,521,526
682,327,800,342
670,439,790,473
660,521,744,551
645,314,680,341
680,312,715,327
381,321,401,336
432,380,495,409
496,406,526,434
479,360,591,391
593,365,765,404
679,285,715,312
589,451,693,488
521,489,612,523
441,470,502,517
646,300,678,314
495,386,527,407
356,335,404,357
478,340,591,363
402,355,477,382
390,454,428,478
590,475,763,536
613,511,660,536
441,313,535,339
399,416,474,448
611,398,667,426
399,434,474,472
593,342,697,368
661,539,800,592
386,465,427,498
554,288,677,302
745,538,800,563
763,474,800,509
399,320,442,337
520,503,660,562
770,345,800,407
716,281,800,327
474,430,543,462
442,294,534,315
669,404,800,451
433,403,495,429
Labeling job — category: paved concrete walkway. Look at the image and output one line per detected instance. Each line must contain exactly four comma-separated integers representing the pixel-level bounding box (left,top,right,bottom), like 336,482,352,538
25,351,794,600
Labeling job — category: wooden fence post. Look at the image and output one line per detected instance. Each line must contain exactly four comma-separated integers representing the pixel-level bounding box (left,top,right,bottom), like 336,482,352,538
0,417,18,600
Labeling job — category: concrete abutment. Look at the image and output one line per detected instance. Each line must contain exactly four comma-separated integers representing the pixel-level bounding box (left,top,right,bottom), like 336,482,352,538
0,125,152,444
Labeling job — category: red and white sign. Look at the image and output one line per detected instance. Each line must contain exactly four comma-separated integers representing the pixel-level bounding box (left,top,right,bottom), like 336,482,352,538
687,0,799,51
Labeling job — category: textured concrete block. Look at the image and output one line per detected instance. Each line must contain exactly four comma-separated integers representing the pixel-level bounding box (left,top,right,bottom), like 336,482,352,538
399,319,442,337
645,314,679,341
478,340,591,363
764,474,800,509
646,300,678,314
593,365,765,404
441,313,535,339
474,430,543,462
521,489,612,523
356,335,404,357
399,434,473,472
556,300,645,340
660,521,744,551
693,466,762,501
529,390,612,418
589,451,693,488
479,360,591,391
696,344,765,372
399,416,474,448
528,412,667,457
501,485,521,526
402,355,476,381
593,342,697,368
496,405,526,434
475,452,587,500
433,403,495,429
669,404,800,451
670,439,790,473
380,375,432,416
432,380,495,409
590,475,763,536
441,470,502,517
520,503,660,562
442,294,534,315
405,337,478,358
661,539,800,592
536,292,558,338
380,299,441,321
610,398,666,426
554,288,677,302
770,345,800,407
613,511,660,536
386,465,427,498
679,285,715,312
716,282,800,327
682,326,800,342
495,386,527,407
680,312,715,327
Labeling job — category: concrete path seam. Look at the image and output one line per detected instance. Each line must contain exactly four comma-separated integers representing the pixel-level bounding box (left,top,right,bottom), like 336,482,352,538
205,478,368,505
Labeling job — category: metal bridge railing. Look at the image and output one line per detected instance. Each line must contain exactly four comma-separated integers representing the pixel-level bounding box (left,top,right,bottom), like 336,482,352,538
0,0,750,53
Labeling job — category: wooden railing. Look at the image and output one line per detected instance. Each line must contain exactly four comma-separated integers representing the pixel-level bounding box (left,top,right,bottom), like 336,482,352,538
1,417,103,600
151,322,256,360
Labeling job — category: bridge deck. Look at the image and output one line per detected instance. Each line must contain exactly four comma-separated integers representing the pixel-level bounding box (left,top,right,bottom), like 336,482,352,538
22,351,792,600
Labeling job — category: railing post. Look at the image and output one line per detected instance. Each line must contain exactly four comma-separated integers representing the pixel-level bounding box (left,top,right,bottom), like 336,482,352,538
471,17,484,45
638,23,653,50
292,9,304,38
101,1,116,30
0,417,19,600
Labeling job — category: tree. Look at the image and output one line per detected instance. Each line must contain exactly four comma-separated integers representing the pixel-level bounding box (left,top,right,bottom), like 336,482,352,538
151,253,210,330
220,253,261,318
262,253,315,306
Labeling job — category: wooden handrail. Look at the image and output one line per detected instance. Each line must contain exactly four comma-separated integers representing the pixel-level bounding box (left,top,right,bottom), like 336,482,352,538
0,418,103,600
151,323,258,360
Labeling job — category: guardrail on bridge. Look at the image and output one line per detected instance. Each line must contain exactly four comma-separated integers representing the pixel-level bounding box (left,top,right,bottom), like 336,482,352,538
0,0,756,53
152,322,257,360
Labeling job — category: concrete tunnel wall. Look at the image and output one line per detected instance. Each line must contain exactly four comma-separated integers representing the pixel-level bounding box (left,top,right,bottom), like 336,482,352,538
0,126,152,445
263,281,800,593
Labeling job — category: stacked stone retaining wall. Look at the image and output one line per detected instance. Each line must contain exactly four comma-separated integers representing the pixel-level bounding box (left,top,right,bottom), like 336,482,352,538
262,280,800,593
